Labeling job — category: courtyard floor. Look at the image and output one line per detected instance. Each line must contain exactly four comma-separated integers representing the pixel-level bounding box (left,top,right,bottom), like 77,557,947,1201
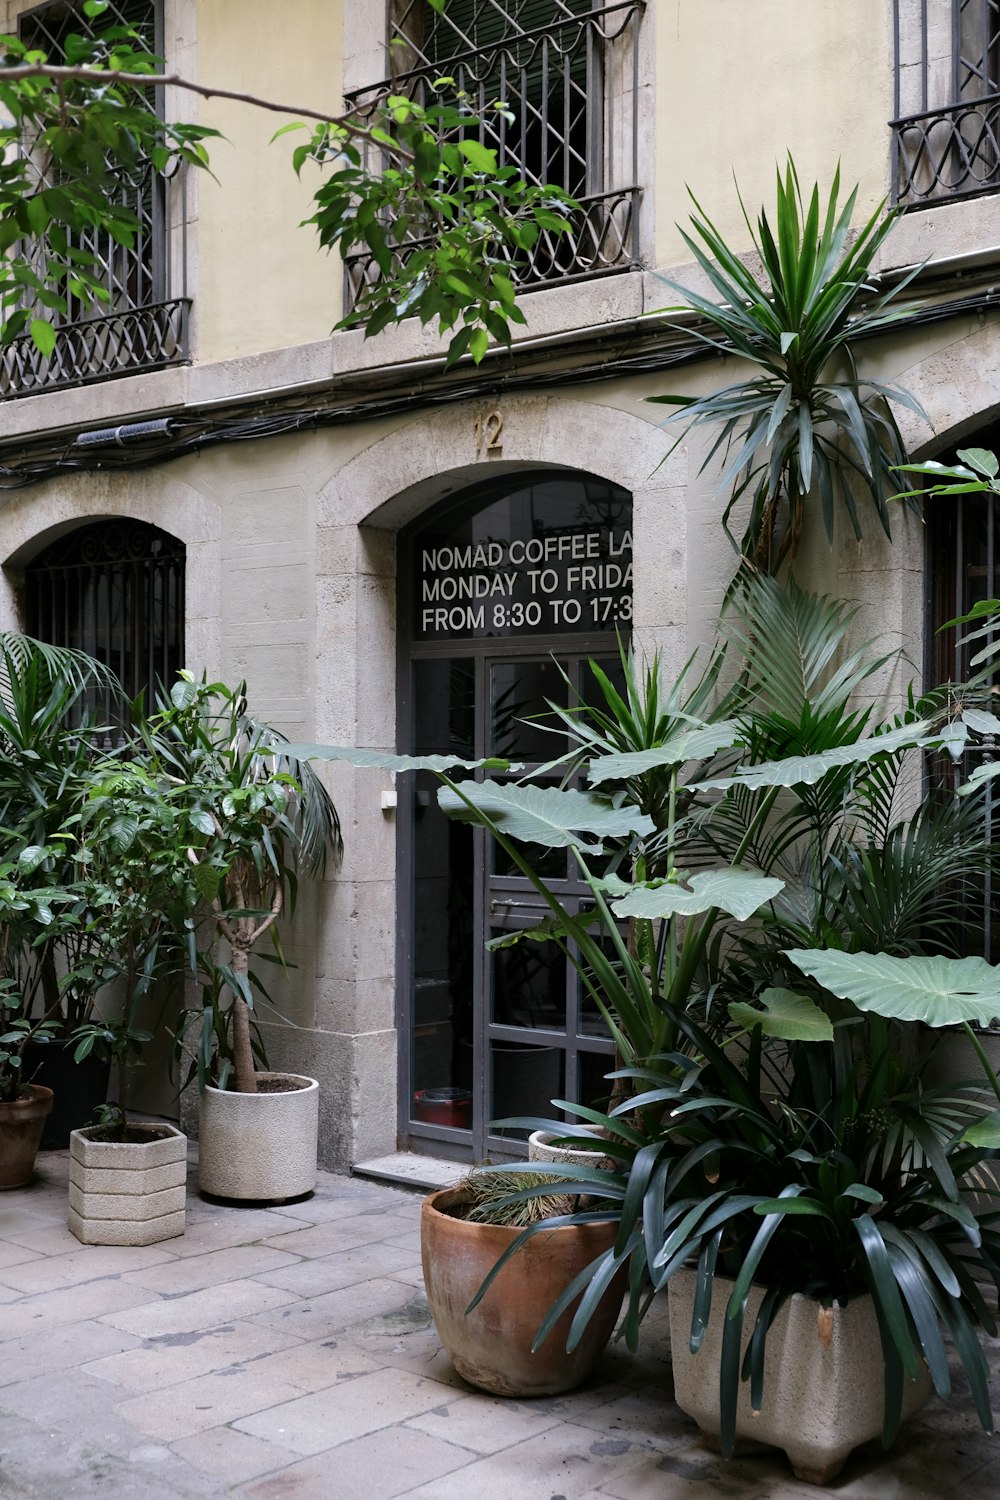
0,1147,997,1500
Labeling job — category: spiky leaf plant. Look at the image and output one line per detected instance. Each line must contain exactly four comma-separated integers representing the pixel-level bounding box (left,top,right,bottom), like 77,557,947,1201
650,160,926,573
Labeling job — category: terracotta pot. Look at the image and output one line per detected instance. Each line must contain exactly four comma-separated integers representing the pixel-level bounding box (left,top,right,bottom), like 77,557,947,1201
0,1085,54,1190
421,1184,624,1397
669,1266,932,1485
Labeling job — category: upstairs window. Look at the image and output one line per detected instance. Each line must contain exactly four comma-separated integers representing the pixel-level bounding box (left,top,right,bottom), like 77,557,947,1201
1,0,190,398
893,0,1000,204
344,0,643,305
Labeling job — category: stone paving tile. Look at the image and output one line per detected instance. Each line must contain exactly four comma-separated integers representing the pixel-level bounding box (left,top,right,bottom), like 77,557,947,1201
82,1319,305,1393
401,1420,671,1499
0,1241,178,1294
233,1366,449,1456
0,1220,87,1256
251,1238,414,1297
116,1366,307,1441
171,1425,302,1487
120,1242,303,1295
163,1209,307,1259
99,1277,299,1338
259,1214,413,1259
0,1276,160,1340
265,1186,417,1225
0,1408,218,1500
0,1319,142,1388
0,1240,35,1271
404,1389,562,1454
246,1275,424,1342
215,1334,384,1393
233,1425,475,1499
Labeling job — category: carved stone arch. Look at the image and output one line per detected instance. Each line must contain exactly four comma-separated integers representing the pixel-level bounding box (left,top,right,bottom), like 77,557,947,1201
315,394,685,750
0,469,223,674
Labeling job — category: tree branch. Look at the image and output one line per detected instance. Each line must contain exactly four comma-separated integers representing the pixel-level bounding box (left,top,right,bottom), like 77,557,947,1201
0,62,391,153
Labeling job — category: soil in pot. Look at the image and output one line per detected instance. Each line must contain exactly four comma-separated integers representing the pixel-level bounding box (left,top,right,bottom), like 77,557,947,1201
421,1183,624,1398
0,1085,54,1189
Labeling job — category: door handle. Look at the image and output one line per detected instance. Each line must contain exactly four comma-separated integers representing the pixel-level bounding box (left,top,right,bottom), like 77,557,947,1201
490,899,541,914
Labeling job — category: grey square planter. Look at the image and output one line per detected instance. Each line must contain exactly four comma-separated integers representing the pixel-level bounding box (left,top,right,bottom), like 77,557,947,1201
68,1123,187,1246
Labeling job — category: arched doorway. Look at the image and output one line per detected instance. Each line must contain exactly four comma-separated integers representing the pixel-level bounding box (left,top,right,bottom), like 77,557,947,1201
397,469,633,1159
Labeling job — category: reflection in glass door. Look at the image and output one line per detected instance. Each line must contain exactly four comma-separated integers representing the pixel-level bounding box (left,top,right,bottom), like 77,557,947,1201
399,471,632,1160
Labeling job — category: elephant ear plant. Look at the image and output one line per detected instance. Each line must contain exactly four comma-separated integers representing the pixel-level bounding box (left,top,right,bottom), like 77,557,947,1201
136,673,343,1095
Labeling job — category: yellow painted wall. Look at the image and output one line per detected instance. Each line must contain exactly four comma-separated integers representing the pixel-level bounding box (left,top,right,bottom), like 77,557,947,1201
653,0,893,269
193,0,344,364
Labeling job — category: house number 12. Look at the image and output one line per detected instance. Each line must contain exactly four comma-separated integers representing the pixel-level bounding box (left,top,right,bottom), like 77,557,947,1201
474,410,504,459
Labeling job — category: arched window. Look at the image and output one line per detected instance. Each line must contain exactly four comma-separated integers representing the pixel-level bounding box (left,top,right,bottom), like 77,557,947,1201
25,518,185,724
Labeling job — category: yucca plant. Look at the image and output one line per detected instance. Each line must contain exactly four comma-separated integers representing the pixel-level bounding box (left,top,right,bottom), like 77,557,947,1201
650,160,925,573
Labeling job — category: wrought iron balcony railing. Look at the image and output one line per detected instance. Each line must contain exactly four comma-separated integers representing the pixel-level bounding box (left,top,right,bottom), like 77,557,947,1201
892,94,1000,204
0,298,190,399
344,0,643,305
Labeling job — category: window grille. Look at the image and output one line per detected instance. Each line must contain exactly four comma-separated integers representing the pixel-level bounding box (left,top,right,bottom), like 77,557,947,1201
344,0,643,306
927,452,1000,959
893,0,1000,204
0,0,190,398
25,519,185,732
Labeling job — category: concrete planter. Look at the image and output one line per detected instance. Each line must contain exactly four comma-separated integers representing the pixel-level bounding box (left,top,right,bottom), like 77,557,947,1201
528,1126,615,1171
68,1123,187,1245
668,1267,932,1485
198,1072,319,1202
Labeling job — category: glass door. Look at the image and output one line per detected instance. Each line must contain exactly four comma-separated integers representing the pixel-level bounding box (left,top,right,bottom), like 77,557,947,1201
399,471,632,1159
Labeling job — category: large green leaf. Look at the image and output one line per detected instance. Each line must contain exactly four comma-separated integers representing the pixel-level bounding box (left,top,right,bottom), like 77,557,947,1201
438,780,654,851
787,949,1000,1028
587,722,739,786
281,744,516,774
609,868,783,920
693,720,936,792
729,987,834,1041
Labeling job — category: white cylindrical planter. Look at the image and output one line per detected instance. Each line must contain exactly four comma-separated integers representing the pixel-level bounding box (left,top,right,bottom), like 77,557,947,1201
69,1123,187,1245
528,1127,614,1171
198,1072,319,1201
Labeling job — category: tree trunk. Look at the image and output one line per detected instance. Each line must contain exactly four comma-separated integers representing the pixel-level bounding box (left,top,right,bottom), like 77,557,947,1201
230,944,257,1094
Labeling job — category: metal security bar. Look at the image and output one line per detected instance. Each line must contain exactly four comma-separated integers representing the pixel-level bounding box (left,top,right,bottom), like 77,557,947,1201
1,0,190,396
344,0,643,303
25,519,185,734
893,0,1000,204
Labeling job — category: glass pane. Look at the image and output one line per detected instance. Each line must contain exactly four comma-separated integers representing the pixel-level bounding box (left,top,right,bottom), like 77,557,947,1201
490,659,567,761
410,771,474,1128
579,1049,616,1115
413,658,475,759
412,475,632,643
491,930,566,1031
490,1042,565,1138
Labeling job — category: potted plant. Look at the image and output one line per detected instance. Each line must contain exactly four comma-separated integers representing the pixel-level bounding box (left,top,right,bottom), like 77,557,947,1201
293,575,1000,1479
138,674,343,1202
421,1165,625,1397
65,757,201,1246
0,833,90,1187
0,633,128,1146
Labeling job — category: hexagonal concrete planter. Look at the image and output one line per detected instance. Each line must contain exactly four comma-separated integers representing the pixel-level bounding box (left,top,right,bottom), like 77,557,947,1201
668,1267,932,1485
68,1123,187,1246
197,1073,318,1202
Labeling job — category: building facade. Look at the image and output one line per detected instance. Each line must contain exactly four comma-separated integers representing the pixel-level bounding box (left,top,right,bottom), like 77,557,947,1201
2,0,1000,1171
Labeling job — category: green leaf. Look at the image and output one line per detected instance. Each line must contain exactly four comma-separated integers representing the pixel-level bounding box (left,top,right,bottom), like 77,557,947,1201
468,327,489,364
29,318,56,357
956,447,999,479
587,722,740,785
728,987,833,1041
609,868,784,921
786,949,1000,1028
280,744,516,775
438,780,655,852
693,720,935,792
961,1109,1000,1148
